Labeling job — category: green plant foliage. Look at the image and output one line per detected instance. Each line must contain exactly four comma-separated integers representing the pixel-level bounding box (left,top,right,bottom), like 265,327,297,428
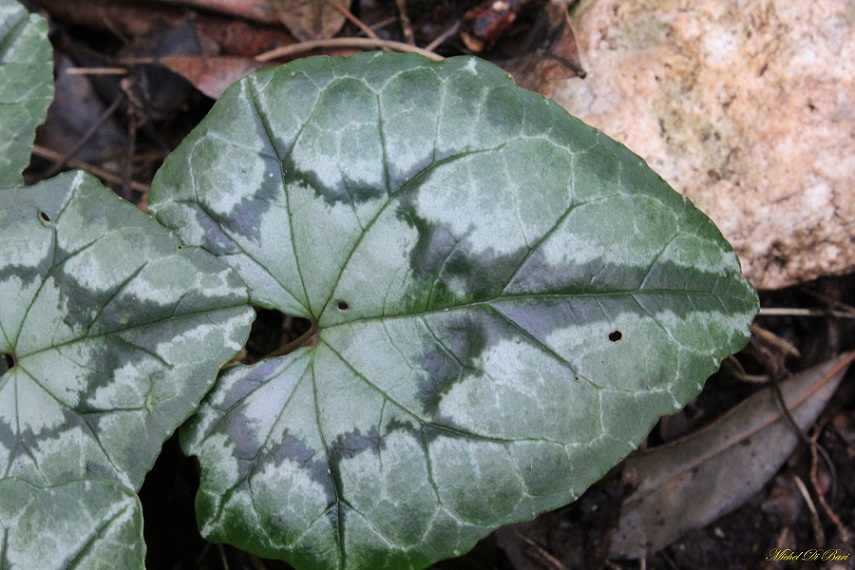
0,478,144,568
149,52,758,569
0,0,53,188
0,172,254,568
0,4,256,565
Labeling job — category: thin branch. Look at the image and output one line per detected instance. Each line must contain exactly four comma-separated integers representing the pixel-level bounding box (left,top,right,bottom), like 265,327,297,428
370,16,398,31
218,543,230,570
425,21,460,52
393,0,415,45
797,286,855,317
512,530,569,570
65,67,128,75
793,475,826,548
256,37,443,62
751,323,800,358
43,93,125,178
267,320,318,359
758,307,855,319
809,420,848,541
325,0,380,40
31,144,151,196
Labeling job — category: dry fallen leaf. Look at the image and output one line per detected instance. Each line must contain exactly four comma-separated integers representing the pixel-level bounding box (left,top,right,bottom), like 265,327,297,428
610,351,855,560
152,0,282,24
459,0,546,53
488,3,586,91
272,0,352,41
160,55,265,99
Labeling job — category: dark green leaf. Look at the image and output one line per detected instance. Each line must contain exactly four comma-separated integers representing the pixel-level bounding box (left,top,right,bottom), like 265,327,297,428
150,52,757,569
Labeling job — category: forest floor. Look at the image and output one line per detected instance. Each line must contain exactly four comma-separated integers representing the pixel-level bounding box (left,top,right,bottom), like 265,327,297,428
21,1,855,568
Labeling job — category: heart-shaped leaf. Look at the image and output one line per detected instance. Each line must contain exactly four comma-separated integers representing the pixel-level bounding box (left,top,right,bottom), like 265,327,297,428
0,171,254,567
0,0,53,188
150,52,758,569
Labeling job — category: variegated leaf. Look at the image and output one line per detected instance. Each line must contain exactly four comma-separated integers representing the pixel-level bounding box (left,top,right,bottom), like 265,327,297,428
150,53,758,570
0,0,52,188
0,478,144,569
0,171,254,568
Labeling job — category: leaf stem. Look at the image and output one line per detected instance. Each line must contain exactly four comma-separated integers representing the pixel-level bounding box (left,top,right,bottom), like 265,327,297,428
267,319,318,358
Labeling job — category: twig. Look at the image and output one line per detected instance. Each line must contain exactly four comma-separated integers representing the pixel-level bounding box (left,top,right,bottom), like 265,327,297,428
765,351,853,548
424,21,460,53
98,6,131,44
512,530,569,570
324,0,380,40
32,144,151,196
810,425,850,541
796,286,855,316
65,67,128,75
770,371,819,448
793,475,825,548
267,320,318,358
751,323,801,358
758,307,855,319
114,57,158,65
218,543,230,570
370,16,398,31
256,37,443,62
722,355,768,384
43,93,125,179
393,0,415,45
123,108,139,201
659,551,680,570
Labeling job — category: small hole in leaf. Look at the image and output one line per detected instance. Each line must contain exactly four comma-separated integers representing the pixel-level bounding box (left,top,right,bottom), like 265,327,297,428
337,301,349,311
2,353,14,370
608,330,623,343
38,210,52,224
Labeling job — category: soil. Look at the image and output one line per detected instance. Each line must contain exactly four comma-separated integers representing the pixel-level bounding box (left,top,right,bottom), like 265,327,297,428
20,1,855,568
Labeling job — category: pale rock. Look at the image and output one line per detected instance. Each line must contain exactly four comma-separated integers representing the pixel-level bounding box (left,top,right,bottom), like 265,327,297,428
545,0,855,290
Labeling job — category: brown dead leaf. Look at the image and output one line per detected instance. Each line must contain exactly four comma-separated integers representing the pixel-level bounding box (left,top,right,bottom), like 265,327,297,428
160,55,265,99
487,3,586,91
152,0,282,24
35,0,296,57
271,0,352,41
609,351,855,560
459,0,546,52
153,0,351,40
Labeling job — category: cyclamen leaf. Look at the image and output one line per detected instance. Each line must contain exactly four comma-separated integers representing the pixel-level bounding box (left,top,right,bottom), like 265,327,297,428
0,172,254,567
0,2,255,567
0,478,144,569
149,53,758,569
0,0,53,188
